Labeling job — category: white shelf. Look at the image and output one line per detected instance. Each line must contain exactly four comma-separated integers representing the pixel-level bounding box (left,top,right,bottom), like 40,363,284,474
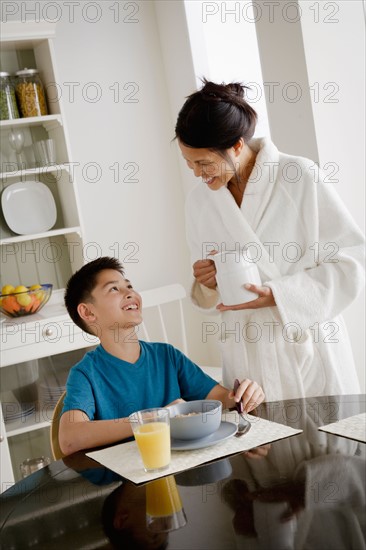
5,412,51,438
0,20,86,490
0,226,81,245
0,114,63,132
0,163,70,180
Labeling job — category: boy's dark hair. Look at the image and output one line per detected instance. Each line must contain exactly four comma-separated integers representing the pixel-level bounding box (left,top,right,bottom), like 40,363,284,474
64,256,124,334
101,484,168,550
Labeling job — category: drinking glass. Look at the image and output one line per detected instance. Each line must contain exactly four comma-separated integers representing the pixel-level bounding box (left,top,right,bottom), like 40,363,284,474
33,139,56,165
129,408,171,473
146,476,187,532
8,128,26,169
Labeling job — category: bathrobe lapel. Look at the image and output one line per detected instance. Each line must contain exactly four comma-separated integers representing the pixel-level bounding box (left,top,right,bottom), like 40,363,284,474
208,138,282,283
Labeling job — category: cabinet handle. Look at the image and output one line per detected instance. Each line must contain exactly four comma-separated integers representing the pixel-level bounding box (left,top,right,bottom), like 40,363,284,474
44,327,54,337
0,435,4,443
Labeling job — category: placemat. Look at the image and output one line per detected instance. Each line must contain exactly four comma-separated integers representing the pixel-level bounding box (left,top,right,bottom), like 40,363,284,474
86,411,302,484
318,412,366,443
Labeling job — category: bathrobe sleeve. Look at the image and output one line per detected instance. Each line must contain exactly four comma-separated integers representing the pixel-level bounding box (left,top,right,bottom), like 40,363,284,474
185,190,221,312
266,163,365,331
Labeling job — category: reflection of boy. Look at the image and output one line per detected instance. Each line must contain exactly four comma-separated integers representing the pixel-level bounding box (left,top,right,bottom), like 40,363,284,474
102,482,168,550
59,257,265,455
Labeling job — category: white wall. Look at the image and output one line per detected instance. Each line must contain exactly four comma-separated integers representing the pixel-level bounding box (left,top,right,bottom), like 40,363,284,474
53,2,191,292
300,0,365,390
185,0,270,139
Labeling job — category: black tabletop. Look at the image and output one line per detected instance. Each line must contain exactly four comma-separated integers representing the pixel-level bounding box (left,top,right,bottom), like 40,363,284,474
1,394,365,550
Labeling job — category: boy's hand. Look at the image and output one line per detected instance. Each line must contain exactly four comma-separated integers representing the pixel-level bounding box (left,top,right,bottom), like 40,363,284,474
228,379,265,412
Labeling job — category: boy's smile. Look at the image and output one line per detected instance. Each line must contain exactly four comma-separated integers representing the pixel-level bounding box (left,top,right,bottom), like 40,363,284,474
85,269,143,330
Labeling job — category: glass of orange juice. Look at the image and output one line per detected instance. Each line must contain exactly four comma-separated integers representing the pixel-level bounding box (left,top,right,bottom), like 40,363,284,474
146,476,187,532
129,408,171,472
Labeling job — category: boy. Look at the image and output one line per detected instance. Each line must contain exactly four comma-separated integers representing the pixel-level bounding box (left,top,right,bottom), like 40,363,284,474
59,257,265,455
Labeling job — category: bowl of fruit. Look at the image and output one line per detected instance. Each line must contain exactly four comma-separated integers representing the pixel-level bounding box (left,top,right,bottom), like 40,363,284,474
0,283,53,318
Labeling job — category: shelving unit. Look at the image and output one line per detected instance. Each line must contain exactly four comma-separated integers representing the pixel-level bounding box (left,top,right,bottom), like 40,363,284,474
0,21,94,489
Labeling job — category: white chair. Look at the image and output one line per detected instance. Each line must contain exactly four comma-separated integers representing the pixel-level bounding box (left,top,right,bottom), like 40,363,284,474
139,283,222,382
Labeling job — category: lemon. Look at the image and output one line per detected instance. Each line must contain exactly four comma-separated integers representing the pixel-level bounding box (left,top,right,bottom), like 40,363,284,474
35,290,45,301
29,284,42,291
16,293,32,307
14,285,29,294
2,284,15,295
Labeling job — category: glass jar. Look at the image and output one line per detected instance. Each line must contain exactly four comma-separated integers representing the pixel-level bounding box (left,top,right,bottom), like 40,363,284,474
0,72,19,120
15,68,48,117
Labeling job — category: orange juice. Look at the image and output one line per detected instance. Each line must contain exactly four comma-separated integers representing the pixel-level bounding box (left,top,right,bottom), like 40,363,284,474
134,422,171,470
146,476,183,516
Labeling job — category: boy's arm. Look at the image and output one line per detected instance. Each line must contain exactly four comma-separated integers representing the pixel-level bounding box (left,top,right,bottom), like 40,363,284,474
206,379,264,412
59,409,133,456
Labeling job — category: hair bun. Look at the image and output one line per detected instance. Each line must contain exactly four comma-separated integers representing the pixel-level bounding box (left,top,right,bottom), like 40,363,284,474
200,79,246,106
226,82,245,100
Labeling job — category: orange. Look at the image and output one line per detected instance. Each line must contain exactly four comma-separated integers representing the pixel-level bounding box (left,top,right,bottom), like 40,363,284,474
2,296,21,313
31,298,41,313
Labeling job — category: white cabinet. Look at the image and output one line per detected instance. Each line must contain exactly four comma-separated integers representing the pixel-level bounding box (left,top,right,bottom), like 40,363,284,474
0,22,94,490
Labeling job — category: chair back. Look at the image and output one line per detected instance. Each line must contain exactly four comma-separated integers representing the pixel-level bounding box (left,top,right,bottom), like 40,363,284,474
139,283,188,354
50,390,66,460
139,283,222,382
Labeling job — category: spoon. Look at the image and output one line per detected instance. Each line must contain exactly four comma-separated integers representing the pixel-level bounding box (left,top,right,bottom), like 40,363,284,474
235,417,251,437
233,378,251,437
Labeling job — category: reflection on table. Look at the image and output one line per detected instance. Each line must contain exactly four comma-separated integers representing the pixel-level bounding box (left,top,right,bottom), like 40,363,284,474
1,394,365,549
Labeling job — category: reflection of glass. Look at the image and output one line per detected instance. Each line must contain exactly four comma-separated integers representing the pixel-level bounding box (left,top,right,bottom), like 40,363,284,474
20,456,51,478
146,476,187,533
8,128,26,169
129,408,171,472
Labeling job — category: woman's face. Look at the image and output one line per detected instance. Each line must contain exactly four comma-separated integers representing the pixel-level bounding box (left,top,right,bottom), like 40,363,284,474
179,141,239,191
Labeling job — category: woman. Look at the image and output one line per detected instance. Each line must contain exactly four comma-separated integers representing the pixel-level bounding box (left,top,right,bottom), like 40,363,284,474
175,79,365,401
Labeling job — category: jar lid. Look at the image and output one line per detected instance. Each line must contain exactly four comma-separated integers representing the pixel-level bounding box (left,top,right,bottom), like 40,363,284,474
0,71,11,77
15,68,39,76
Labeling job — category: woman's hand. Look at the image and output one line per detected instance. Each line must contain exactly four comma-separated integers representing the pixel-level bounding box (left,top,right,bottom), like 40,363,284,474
193,259,217,290
217,284,276,311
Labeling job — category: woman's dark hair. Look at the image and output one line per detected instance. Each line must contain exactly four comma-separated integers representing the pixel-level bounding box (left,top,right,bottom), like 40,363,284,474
175,79,257,150
64,256,124,334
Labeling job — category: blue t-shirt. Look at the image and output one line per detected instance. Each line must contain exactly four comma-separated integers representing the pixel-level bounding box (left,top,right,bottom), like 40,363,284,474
62,341,217,420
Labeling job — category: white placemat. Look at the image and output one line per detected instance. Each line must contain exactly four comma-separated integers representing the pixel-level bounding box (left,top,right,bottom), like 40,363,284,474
318,412,366,443
86,411,302,484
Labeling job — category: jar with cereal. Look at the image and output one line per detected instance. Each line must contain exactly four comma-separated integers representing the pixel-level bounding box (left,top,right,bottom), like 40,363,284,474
0,72,19,120
15,68,48,117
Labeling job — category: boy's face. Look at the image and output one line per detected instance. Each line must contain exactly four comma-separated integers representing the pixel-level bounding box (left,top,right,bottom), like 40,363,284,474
81,269,143,332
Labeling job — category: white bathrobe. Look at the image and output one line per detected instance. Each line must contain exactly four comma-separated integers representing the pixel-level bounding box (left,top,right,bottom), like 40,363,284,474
186,138,365,401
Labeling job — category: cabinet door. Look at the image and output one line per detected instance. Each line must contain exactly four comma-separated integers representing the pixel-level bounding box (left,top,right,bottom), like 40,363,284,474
0,406,15,492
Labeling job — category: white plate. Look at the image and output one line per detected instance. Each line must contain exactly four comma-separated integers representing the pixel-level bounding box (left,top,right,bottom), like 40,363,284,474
1,180,57,235
171,421,237,450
